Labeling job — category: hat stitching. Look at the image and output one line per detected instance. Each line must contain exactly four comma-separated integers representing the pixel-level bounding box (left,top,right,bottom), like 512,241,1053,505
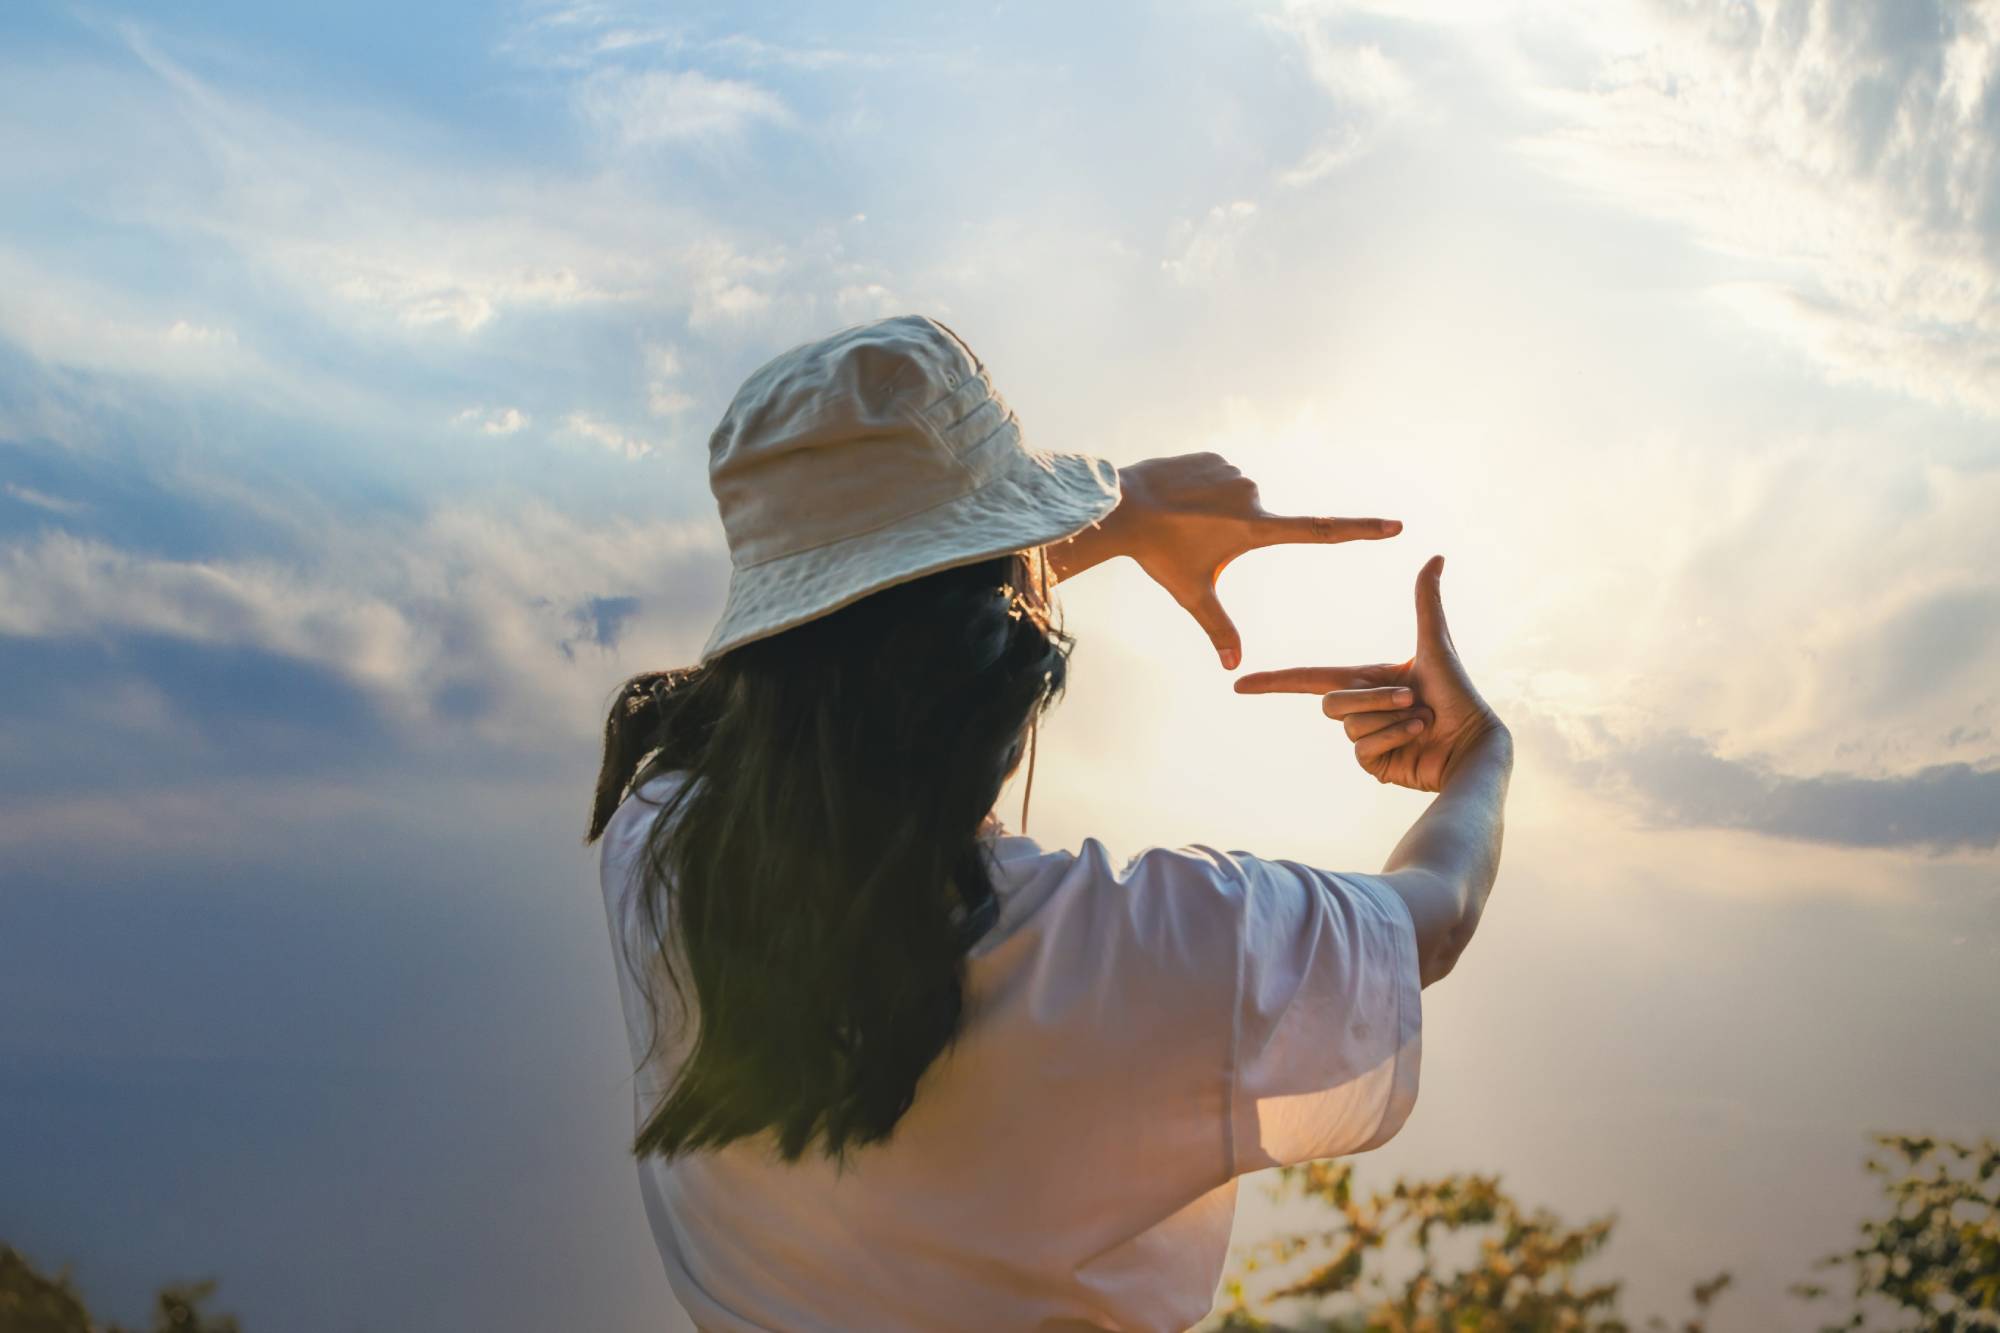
914,372,1025,477
918,364,999,431
894,393,991,477
934,400,1013,466
941,412,1030,480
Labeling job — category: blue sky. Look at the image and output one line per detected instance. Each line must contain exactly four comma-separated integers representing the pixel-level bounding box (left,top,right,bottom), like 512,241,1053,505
3,1,1997,1329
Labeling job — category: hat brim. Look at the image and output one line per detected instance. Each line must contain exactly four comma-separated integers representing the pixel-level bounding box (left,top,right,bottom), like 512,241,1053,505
698,447,1120,663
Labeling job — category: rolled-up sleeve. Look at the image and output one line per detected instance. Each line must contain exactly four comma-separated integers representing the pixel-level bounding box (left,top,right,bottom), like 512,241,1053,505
1226,856,1423,1173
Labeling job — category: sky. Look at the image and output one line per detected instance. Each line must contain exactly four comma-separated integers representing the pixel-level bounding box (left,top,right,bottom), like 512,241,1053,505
1,0,1996,1329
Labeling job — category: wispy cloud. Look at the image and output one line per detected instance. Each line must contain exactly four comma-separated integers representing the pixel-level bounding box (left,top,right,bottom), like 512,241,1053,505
27,25,784,346
1264,5,1418,186
0,499,721,750
3,483,87,516
492,1,678,67
1516,0,2000,415
564,410,656,459
454,406,531,435
500,2,882,73
642,343,695,417
576,67,791,147
1162,200,1259,286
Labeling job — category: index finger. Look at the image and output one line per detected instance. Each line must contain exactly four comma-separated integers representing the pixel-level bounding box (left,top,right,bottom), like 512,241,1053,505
1251,514,1402,547
1233,663,1406,694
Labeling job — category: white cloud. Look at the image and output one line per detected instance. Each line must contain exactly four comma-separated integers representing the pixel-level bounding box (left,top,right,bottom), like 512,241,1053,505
641,342,695,416
642,343,681,379
1277,123,1373,188
647,386,694,416
0,503,723,746
685,240,779,328
833,282,900,322
0,532,423,700
1515,0,2000,415
700,32,880,72
577,67,790,147
1162,200,1259,286
564,410,655,459
165,319,235,345
453,405,531,435
500,4,878,75
314,242,599,334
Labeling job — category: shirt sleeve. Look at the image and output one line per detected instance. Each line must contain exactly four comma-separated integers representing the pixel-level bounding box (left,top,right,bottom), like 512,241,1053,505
1224,853,1424,1173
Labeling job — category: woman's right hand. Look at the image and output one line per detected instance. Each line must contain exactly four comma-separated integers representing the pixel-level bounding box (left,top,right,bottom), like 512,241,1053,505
1045,452,1402,671
1233,555,1505,792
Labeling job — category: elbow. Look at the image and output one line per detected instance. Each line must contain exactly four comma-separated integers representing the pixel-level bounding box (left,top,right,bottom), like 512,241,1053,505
1418,940,1461,988
1383,863,1499,988
1419,903,1484,988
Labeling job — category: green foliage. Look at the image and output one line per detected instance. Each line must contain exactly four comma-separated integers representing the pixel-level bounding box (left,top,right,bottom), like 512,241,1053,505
1204,1161,1724,1333
131,1279,240,1333
1211,1132,2000,1333
1792,1132,2000,1332
0,1245,95,1333
0,1246,240,1333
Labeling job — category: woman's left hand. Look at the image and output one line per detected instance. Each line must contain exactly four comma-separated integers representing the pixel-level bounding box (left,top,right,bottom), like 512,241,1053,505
1046,452,1401,670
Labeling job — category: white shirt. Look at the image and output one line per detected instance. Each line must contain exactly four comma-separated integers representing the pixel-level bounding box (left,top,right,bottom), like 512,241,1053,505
596,770,1423,1333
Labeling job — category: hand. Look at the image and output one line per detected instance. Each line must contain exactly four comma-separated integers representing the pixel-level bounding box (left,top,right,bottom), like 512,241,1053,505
1048,452,1400,669
1233,555,1504,792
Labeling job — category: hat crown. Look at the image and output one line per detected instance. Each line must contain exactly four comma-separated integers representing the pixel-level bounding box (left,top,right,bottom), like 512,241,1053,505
708,315,1020,570
694,314,1119,663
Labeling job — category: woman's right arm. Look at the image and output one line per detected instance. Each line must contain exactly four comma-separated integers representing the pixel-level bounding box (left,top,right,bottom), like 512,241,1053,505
1235,555,1512,987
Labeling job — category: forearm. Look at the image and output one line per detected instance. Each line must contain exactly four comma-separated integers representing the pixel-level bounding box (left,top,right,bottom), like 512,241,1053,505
1379,725,1513,984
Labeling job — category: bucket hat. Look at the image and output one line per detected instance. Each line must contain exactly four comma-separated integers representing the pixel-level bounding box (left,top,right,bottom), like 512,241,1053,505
698,314,1122,662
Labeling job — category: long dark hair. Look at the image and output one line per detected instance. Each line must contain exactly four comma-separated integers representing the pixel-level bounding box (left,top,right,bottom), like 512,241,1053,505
585,551,1070,1164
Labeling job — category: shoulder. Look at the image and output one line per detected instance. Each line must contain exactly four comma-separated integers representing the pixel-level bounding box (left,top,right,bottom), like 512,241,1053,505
1034,839,1417,984
1098,840,1258,935
980,835,1257,978
1026,835,1257,900
1042,837,1401,931
989,833,1252,910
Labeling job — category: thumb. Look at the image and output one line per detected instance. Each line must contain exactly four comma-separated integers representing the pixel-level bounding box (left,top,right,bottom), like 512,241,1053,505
1415,554,1452,655
1181,585,1243,671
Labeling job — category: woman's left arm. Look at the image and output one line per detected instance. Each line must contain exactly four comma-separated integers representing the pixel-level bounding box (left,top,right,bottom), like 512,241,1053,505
1043,452,1401,670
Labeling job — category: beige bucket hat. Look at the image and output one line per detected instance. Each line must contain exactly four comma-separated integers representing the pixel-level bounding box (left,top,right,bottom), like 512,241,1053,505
698,315,1122,662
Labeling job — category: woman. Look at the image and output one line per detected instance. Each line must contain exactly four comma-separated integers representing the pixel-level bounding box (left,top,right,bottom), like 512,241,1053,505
587,316,1512,1332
